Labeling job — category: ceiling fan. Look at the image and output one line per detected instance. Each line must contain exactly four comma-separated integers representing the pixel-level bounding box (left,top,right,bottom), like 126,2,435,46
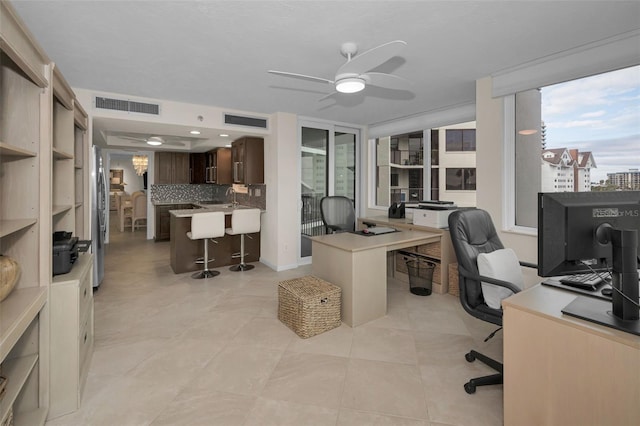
117,135,186,147
268,40,411,99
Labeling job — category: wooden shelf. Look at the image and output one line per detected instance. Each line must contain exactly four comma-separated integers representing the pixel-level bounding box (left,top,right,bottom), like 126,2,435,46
0,354,39,422
0,287,47,361
75,202,83,209
74,163,82,169
13,407,48,426
0,142,37,158
52,205,73,216
52,147,73,160
0,219,37,239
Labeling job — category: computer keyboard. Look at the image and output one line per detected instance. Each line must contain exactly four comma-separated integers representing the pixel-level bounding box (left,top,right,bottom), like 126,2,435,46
559,273,606,291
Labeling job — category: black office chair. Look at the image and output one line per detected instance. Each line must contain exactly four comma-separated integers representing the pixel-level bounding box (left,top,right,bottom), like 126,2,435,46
448,208,536,394
320,196,355,234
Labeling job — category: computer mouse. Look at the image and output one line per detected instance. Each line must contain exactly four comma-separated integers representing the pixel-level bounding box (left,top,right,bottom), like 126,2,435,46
601,287,613,297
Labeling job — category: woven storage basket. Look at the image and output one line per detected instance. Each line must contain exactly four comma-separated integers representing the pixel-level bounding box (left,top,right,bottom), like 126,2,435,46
448,263,460,296
278,275,341,338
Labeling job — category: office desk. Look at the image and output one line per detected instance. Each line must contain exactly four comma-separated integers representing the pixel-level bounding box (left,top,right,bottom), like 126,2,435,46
311,230,439,327
503,284,640,426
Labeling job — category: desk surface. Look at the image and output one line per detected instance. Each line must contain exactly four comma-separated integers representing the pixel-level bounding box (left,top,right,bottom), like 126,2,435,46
503,284,640,349
311,229,439,253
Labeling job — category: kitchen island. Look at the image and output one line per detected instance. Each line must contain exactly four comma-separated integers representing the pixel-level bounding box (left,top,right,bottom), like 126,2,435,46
169,203,261,274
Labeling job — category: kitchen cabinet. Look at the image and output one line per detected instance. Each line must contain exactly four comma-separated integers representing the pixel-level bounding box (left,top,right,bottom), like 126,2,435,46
206,147,232,184
155,204,193,241
50,254,94,419
231,137,264,184
189,153,206,184
155,152,189,184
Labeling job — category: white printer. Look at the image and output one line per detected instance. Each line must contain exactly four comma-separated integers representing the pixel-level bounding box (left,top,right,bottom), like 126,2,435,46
410,201,458,228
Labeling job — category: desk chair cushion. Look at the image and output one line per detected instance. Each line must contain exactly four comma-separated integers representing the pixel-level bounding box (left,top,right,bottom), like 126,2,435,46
188,211,226,240
320,196,355,233
478,248,524,309
226,208,261,235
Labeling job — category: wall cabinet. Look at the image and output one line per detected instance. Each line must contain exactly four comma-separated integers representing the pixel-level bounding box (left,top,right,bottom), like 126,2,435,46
189,153,206,184
231,137,264,184
49,254,94,420
155,152,189,184
206,147,232,184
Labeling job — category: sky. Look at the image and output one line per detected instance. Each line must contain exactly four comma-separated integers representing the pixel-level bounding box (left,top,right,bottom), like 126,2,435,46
541,65,640,184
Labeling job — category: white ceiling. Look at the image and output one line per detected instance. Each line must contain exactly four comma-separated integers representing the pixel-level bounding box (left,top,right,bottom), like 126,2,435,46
11,0,640,151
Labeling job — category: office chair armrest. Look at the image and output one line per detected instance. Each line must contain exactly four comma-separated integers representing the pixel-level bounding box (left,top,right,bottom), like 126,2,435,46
519,261,538,270
458,264,522,294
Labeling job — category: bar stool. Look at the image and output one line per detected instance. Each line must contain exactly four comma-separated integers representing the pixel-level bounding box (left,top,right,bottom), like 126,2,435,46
226,208,261,271
187,211,225,279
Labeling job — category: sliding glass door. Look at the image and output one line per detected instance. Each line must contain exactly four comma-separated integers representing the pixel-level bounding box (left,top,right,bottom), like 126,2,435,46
299,121,358,260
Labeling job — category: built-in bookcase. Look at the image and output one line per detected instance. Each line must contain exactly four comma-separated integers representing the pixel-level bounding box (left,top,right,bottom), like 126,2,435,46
1,1,91,424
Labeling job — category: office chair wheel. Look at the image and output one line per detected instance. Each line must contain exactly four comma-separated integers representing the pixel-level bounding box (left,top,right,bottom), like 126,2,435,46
464,382,476,394
465,352,476,362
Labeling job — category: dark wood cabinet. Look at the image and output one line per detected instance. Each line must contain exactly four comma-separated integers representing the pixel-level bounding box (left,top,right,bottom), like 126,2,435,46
155,204,192,241
190,153,207,184
155,152,190,184
206,147,232,184
231,137,264,184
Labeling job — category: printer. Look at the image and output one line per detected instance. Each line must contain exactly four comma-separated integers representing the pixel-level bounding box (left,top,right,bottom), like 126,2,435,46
53,231,78,276
411,201,458,228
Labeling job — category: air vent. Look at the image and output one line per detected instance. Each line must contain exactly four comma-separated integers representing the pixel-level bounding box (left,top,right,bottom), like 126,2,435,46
224,113,268,129
95,96,160,115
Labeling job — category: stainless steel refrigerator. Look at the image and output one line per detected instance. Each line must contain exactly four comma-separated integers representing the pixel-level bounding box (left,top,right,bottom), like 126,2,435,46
91,146,107,287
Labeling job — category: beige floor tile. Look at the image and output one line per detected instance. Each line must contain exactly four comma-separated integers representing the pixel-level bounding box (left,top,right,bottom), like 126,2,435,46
337,408,429,426
351,326,418,365
151,390,256,426
342,358,428,419
261,352,349,408
244,397,339,426
285,323,354,357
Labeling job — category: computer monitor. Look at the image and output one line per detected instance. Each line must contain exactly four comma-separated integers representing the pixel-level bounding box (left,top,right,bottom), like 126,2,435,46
538,191,640,324
538,191,640,277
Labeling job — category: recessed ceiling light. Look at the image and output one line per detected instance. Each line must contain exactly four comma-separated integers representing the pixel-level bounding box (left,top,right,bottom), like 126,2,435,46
190,130,201,135
219,133,229,137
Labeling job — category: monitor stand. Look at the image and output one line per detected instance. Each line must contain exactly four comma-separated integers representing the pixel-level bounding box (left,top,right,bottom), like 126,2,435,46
562,296,640,336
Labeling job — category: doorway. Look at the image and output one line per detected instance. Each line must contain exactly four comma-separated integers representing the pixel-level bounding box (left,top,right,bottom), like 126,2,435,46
299,121,358,260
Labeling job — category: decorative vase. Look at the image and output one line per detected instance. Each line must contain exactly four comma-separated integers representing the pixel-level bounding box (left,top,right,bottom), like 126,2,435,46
0,254,20,302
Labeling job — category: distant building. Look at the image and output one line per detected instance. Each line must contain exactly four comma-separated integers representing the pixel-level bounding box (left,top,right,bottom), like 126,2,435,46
541,148,596,192
607,169,640,190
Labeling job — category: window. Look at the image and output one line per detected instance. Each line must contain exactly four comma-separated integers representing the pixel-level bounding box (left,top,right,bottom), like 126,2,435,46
446,129,476,151
446,168,476,190
512,65,640,228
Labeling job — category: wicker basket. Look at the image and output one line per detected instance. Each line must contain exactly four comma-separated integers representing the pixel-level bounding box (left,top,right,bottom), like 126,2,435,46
278,276,341,339
448,263,460,297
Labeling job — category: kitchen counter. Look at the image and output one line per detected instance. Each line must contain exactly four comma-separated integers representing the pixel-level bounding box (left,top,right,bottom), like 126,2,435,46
169,204,263,274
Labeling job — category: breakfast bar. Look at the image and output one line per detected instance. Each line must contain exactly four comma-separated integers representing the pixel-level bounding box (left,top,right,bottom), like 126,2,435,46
169,204,261,273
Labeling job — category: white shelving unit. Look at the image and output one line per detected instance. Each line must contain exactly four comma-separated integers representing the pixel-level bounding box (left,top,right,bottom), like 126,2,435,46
1,1,92,423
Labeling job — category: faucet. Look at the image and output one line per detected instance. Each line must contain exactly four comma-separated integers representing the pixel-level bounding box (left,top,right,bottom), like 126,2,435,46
226,186,238,207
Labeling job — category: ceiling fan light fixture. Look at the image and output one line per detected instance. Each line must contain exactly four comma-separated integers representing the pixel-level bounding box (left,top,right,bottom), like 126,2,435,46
146,136,163,146
336,77,365,94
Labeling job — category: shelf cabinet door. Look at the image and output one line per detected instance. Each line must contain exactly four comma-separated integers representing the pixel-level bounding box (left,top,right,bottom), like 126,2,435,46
155,152,190,184
231,137,263,184
189,153,206,184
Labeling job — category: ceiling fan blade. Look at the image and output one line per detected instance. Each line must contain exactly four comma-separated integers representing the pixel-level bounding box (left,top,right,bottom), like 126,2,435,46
163,141,186,147
318,91,338,101
119,136,146,142
268,70,334,84
337,40,407,76
364,72,412,91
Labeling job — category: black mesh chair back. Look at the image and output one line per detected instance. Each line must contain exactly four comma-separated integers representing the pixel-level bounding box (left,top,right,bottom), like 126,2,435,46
320,196,355,234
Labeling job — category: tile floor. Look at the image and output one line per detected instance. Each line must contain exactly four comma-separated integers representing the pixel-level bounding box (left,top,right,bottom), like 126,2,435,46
45,215,503,425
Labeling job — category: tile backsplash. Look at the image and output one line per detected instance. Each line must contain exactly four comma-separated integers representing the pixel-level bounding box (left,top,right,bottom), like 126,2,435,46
150,184,266,210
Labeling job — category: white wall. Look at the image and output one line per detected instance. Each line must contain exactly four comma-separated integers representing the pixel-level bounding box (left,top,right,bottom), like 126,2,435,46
475,77,540,288
261,112,299,271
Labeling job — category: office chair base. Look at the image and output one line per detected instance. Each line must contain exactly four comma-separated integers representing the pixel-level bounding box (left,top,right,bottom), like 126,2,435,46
191,270,220,279
229,263,254,272
463,350,503,394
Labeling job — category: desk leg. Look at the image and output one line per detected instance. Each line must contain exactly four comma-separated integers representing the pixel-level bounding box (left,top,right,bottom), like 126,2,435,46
311,243,387,327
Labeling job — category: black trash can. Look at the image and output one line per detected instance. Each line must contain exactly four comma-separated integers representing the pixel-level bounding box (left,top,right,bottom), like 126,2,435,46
405,258,435,296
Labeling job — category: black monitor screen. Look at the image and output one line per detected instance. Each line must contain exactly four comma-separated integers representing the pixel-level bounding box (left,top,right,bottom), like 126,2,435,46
538,191,640,277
